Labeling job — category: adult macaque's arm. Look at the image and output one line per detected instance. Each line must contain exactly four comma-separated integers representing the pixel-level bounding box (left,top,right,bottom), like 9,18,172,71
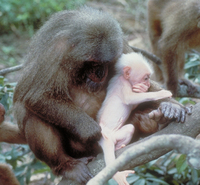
0,122,26,144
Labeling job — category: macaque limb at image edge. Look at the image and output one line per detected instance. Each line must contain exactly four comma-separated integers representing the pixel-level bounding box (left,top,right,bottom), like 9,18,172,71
97,52,172,185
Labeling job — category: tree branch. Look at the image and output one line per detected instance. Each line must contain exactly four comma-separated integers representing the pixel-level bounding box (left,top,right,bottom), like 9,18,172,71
87,134,200,185
130,46,162,66
0,64,23,76
58,102,200,185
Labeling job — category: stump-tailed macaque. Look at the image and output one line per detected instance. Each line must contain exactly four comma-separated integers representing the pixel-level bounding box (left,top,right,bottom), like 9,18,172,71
13,6,124,184
0,6,191,184
0,103,26,144
98,52,172,185
0,163,19,185
0,103,20,185
148,0,200,96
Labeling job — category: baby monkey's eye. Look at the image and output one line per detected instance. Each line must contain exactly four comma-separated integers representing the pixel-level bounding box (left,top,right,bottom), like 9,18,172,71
144,74,151,81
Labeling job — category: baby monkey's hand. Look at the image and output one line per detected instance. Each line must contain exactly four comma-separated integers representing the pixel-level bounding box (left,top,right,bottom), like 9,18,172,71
132,83,149,93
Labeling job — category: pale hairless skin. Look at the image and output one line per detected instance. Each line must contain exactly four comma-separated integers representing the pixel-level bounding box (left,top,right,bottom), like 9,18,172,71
97,53,172,185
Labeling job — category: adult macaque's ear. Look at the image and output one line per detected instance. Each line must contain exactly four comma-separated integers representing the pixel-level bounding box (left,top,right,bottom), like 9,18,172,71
123,66,131,79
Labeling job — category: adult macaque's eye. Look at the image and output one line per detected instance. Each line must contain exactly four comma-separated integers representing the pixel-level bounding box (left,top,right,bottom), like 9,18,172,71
87,63,108,83
88,64,108,83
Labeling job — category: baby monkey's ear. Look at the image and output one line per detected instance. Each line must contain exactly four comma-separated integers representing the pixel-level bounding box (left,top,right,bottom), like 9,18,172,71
123,66,131,80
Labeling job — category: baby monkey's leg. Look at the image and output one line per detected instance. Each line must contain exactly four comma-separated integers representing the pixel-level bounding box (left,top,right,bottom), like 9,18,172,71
114,124,135,150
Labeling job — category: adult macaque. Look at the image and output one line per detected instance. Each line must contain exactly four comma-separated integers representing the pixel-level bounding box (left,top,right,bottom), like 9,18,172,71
0,164,19,185
0,6,192,184
148,0,200,96
0,103,26,144
98,52,172,185
13,6,124,184
0,103,20,185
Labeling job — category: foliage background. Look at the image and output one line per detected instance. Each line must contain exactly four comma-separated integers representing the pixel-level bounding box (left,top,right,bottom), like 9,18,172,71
0,0,199,184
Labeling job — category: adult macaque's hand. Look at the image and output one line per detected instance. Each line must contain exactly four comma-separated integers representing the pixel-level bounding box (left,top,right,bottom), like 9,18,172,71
149,108,167,123
149,102,193,123
159,102,193,123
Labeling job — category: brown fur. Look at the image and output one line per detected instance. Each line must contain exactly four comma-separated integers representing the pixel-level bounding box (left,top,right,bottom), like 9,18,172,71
148,0,200,96
0,164,19,185
13,6,123,184
0,6,189,184
0,104,5,124
0,123,26,144
0,104,20,185
0,103,26,144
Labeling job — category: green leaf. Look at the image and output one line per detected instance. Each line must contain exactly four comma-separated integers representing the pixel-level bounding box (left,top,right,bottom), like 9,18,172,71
146,182,158,185
5,82,17,87
144,173,156,178
178,97,196,105
185,60,200,69
127,174,140,183
147,159,157,167
1,46,14,54
18,176,25,185
0,154,6,163
176,155,188,174
14,165,27,176
25,168,31,184
168,167,177,174
154,169,165,175
172,179,179,185
146,178,169,185
30,161,48,171
134,179,146,185
0,76,4,86
191,168,199,184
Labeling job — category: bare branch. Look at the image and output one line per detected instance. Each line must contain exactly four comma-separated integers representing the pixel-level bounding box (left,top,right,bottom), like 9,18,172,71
87,134,200,185
130,46,162,66
58,102,200,185
190,49,200,56
0,64,23,76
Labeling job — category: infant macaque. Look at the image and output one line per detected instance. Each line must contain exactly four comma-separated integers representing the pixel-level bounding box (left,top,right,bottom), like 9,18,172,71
97,52,172,185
